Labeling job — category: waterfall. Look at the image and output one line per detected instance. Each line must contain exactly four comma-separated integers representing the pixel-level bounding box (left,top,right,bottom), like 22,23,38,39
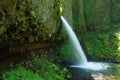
61,16,87,65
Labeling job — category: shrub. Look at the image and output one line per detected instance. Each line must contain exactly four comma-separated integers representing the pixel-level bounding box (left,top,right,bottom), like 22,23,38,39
1,58,71,80
77,24,120,63
1,66,43,80
57,43,77,64
25,58,71,80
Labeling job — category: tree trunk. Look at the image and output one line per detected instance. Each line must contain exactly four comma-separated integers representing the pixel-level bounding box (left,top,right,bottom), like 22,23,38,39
72,0,87,33
110,0,120,24
84,0,110,31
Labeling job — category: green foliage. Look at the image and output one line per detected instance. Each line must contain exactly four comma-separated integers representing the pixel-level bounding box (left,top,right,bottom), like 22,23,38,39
2,66,43,80
58,43,76,64
60,0,64,15
79,32,114,60
25,58,71,80
78,24,120,63
1,58,71,80
0,26,6,36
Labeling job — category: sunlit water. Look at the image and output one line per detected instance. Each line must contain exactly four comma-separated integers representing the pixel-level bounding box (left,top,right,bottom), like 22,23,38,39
61,16,87,65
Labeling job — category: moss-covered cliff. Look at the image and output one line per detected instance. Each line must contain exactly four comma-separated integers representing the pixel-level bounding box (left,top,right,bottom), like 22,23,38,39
0,0,60,45
1,0,120,61
62,0,73,26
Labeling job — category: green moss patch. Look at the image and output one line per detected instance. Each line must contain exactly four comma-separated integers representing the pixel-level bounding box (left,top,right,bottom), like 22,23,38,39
0,0,60,45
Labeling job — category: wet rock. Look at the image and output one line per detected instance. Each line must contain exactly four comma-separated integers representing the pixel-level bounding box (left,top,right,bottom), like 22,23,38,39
90,63,120,80
70,67,94,80
0,0,61,45
92,73,116,80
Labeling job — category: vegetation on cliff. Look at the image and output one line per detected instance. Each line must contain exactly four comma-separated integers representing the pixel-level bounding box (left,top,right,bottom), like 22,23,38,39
0,0,60,45
1,0,120,80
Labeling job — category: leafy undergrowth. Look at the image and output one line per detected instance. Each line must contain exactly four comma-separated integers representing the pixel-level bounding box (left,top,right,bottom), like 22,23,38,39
58,43,75,64
1,58,71,80
78,24,120,63
2,67,43,80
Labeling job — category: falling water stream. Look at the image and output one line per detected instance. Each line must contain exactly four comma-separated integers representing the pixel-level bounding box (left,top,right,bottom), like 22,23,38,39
61,16,87,65
61,16,110,71
61,16,120,80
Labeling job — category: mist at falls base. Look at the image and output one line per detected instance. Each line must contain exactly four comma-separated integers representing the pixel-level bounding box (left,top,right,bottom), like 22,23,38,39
61,16,110,71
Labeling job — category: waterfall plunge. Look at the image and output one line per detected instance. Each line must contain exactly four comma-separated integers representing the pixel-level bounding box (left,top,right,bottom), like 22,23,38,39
61,16,110,70
61,16,87,65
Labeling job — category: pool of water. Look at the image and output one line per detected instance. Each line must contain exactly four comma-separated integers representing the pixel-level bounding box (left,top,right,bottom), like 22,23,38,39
70,62,120,80
70,62,111,71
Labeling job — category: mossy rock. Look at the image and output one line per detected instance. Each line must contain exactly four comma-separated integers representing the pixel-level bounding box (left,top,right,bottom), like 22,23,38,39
0,0,61,45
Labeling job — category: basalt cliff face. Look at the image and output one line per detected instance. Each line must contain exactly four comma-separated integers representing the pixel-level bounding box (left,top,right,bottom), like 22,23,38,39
0,0,62,45
0,0,64,61
1,0,120,60
1,0,120,44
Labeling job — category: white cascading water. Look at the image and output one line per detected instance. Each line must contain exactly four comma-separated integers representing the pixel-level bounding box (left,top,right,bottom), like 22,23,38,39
61,16,110,70
61,16,87,65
